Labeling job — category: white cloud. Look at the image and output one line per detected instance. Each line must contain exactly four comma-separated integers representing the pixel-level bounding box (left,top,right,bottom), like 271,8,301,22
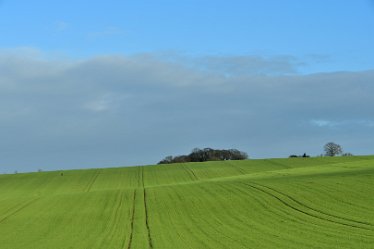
0,49,374,172
311,119,374,128
83,93,127,112
311,120,338,127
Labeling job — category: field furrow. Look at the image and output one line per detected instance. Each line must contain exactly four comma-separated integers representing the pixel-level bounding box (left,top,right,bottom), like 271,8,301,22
142,166,154,249
242,182,374,232
85,169,101,192
0,198,39,224
253,182,374,228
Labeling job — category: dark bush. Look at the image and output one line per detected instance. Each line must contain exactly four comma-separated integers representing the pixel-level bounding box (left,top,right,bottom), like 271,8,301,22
289,153,310,158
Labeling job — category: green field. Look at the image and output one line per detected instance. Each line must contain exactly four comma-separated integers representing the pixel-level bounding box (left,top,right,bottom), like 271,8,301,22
1,156,374,249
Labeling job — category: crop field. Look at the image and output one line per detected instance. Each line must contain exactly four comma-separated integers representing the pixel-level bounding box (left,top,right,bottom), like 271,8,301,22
0,156,374,249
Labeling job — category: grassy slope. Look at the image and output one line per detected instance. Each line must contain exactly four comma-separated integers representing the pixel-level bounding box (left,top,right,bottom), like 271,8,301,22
0,156,373,249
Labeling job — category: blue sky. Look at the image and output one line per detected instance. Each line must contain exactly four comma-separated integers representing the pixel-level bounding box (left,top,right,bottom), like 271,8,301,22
1,0,374,72
1,1,374,173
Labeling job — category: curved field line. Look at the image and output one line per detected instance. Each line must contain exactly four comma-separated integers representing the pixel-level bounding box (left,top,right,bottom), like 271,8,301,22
0,198,39,224
126,190,137,249
142,167,153,249
182,165,198,181
97,189,124,249
298,182,372,212
225,161,246,175
105,190,124,247
188,184,262,247
160,186,209,248
242,182,374,232
195,184,264,249
160,188,196,249
211,183,314,248
189,169,198,180
170,186,228,249
219,183,374,243
254,182,374,228
0,200,31,219
228,183,374,240
85,170,100,192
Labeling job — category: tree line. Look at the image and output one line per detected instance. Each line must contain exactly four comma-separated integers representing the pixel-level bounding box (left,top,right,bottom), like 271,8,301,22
158,148,248,164
289,142,353,158
159,142,353,165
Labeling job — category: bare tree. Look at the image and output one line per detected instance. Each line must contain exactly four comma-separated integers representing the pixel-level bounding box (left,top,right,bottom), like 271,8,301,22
324,142,343,157
158,155,174,164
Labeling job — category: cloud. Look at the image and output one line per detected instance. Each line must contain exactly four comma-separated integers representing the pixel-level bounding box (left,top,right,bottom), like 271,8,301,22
311,119,374,128
83,93,128,112
196,55,302,76
0,49,373,172
311,120,338,128
155,53,302,76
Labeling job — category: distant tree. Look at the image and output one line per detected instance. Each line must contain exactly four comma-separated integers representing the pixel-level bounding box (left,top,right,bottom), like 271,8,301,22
189,148,204,162
228,149,248,160
289,153,310,158
172,155,191,163
302,153,310,158
342,152,353,157
324,142,343,157
158,148,248,164
158,155,174,164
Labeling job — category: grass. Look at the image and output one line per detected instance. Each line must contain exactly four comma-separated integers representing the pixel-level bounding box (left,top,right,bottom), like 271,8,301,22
0,156,374,248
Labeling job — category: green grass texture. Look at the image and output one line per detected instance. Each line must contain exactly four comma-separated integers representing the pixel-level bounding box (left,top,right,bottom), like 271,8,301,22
1,156,374,248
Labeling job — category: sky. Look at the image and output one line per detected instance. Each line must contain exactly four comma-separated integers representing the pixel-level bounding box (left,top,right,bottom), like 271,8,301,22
0,0,374,173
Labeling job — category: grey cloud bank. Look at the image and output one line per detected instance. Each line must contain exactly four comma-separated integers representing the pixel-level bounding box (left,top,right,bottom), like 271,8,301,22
0,51,373,173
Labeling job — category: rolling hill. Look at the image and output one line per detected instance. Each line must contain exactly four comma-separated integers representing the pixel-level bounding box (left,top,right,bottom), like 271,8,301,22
0,156,374,249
